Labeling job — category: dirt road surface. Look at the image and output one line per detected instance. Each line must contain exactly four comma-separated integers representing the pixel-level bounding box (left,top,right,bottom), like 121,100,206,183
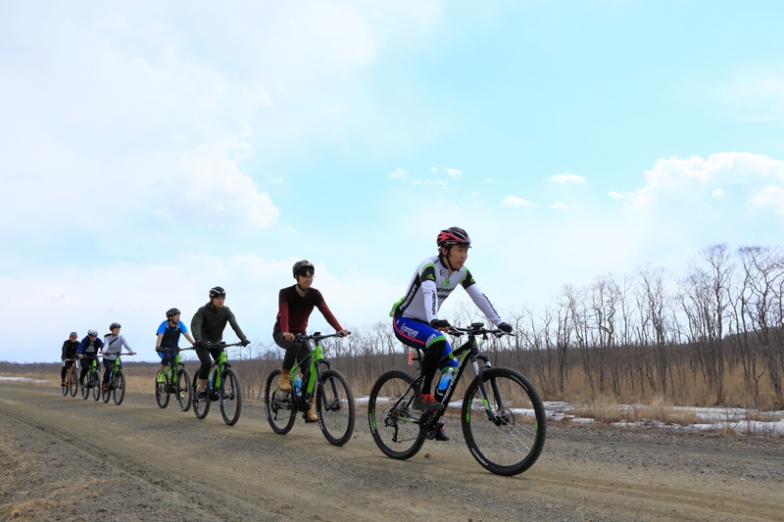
1,381,782,521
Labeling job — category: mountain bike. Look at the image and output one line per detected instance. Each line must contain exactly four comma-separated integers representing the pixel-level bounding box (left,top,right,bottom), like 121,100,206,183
191,342,243,425
80,357,101,401
102,353,134,405
367,323,547,476
264,332,355,446
155,348,193,412
62,358,78,397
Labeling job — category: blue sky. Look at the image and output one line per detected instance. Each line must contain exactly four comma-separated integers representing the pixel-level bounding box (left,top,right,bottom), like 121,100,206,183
2,1,784,363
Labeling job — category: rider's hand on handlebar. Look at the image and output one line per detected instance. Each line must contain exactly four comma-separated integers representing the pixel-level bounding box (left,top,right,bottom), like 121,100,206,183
430,318,451,331
240,338,251,347
338,329,349,337
283,332,294,342
498,322,513,333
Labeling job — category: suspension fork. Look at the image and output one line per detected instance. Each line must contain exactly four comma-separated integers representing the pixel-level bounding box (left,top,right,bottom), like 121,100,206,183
471,350,505,421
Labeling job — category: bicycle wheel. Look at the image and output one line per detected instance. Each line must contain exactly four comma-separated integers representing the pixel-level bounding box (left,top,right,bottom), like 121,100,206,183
192,372,210,420
462,367,546,476
176,368,192,412
69,372,78,397
264,370,297,435
113,371,125,405
219,368,242,426
92,372,101,401
155,375,170,409
368,370,424,460
102,377,111,403
61,373,68,396
316,369,355,446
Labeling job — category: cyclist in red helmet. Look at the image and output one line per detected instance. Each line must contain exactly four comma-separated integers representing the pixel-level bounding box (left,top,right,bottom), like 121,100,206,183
390,227,512,441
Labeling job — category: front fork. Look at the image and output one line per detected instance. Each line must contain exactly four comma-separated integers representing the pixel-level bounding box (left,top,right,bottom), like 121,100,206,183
471,353,505,422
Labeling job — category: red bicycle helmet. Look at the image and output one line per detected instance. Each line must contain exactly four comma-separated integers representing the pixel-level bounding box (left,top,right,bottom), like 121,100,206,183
436,227,471,248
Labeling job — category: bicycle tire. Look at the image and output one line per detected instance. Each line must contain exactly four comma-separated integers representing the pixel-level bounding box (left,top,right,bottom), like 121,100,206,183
113,371,125,405
61,375,68,396
92,371,101,401
317,369,355,446
461,367,546,476
219,367,242,426
176,368,192,412
367,370,425,460
192,372,210,420
155,374,170,409
264,369,297,435
69,372,78,397
102,377,111,403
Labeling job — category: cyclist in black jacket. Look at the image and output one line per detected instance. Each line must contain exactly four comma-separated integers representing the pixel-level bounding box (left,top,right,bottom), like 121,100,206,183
60,332,79,386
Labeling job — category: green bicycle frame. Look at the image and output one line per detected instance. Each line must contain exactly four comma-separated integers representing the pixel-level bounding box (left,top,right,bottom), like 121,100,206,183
211,351,228,389
287,343,325,396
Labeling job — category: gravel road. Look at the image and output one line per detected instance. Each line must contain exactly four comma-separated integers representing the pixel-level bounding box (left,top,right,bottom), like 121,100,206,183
0,381,782,521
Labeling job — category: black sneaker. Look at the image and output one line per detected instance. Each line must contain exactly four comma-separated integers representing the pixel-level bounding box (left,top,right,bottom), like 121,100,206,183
61,381,66,387
435,427,450,442
196,390,210,402
412,393,444,412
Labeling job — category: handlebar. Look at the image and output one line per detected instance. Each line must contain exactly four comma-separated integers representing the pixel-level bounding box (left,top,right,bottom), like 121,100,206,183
293,331,351,343
202,341,244,349
446,323,514,338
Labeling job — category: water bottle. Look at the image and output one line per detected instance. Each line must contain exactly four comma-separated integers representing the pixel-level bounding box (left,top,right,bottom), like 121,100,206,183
164,367,172,380
208,375,213,390
434,368,453,402
294,377,301,397
436,368,454,397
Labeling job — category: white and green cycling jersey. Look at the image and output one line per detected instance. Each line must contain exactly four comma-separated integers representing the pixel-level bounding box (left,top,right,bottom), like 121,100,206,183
390,255,503,326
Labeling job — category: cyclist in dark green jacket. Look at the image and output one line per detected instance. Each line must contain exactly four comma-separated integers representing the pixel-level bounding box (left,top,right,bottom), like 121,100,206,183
190,286,250,401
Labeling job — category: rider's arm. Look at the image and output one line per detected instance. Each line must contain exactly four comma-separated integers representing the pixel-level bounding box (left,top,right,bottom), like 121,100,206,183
77,339,85,355
120,335,134,354
315,298,343,332
417,263,439,324
226,307,247,340
190,307,204,341
61,341,68,360
179,320,195,345
278,290,290,334
463,277,503,326
156,333,164,349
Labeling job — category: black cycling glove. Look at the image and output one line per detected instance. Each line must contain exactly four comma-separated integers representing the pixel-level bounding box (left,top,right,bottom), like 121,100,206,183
430,319,451,329
240,338,251,346
498,322,513,333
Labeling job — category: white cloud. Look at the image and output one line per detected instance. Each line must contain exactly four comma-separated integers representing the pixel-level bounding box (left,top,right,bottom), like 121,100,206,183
747,185,784,216
548,173,586,185
390,167,408,179
549,202,574,210
443,167,462,178
162,141,280,232
712,188,725,198
502,196,538,208
610,152,784,211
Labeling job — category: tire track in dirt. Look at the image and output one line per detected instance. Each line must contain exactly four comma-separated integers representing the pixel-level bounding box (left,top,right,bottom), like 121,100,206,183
1,382,782,522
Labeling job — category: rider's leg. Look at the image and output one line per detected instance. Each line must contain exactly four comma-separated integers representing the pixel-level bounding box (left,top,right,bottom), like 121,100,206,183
61,363,67,384
393,318,447,412
273,331,308,392
79,361,89,385
195,345,212,395
102,359,112,390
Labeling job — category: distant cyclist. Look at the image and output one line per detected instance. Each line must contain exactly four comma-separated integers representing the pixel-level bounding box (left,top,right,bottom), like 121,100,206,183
155,308,195,383
390,227,512,440
191,287,250,401
101,322,136,391
60,332,80,387
77,330,104,385
273,260,348,422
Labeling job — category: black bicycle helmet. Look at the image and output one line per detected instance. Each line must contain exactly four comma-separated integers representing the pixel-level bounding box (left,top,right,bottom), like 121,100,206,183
292,260,315,278
166,307,181,317
109,322,121,330
209,286,226,298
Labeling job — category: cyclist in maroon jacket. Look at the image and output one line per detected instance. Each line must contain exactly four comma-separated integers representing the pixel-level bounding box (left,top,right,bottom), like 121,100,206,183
272,260,348,422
